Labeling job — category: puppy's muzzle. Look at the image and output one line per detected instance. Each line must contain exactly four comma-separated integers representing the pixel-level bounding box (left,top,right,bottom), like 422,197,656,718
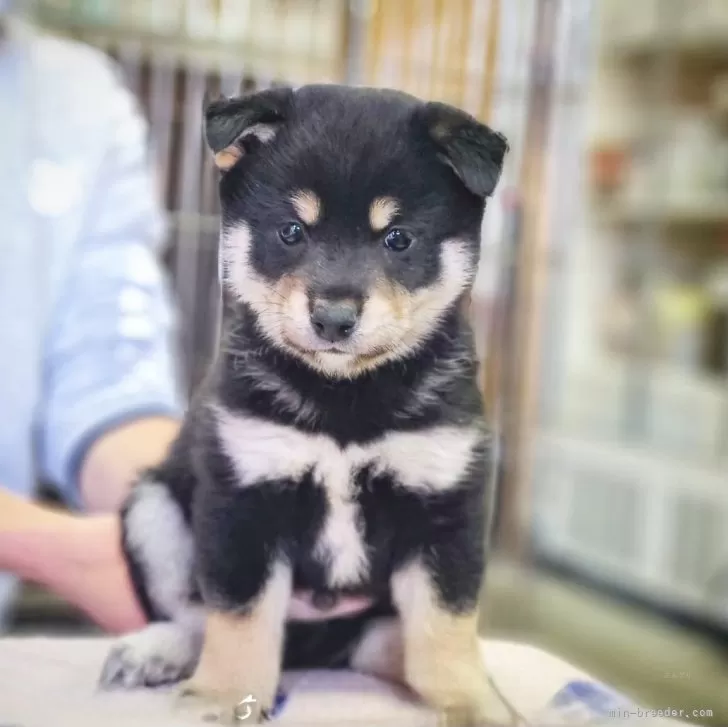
310,299,360,343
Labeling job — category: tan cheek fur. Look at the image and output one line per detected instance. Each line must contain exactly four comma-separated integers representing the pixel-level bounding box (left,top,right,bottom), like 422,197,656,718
229,252,310,350
277,275,311,336
358,251,471,355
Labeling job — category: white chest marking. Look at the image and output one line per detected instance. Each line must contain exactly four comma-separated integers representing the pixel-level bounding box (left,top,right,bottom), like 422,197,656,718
215,407,483,586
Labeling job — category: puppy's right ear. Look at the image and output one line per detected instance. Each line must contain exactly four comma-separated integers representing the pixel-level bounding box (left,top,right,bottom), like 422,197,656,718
204,87,293,172
415,101,508,199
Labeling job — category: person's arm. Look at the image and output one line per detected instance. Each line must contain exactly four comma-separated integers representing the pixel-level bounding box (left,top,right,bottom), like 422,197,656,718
79,416,180,513
36,59,184,513
0,488,146,633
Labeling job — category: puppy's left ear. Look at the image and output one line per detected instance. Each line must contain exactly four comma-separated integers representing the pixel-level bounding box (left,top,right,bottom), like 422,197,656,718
417,102,509,198
204,87,294,172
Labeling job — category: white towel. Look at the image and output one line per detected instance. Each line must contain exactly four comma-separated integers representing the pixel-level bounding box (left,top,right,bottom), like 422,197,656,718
0,637,691,727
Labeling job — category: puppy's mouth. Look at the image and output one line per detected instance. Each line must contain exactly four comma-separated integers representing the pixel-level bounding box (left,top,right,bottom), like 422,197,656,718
286,338,393,362
286,340,350,356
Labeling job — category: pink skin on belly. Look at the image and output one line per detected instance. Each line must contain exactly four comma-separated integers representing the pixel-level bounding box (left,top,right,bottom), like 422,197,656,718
287,592,373,621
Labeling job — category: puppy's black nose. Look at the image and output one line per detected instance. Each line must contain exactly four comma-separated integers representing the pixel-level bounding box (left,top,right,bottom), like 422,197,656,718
310,299,359,343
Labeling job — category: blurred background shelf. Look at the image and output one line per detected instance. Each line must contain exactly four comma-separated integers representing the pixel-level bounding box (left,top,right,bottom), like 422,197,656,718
534,5,728,717
534,431,728,628
599,0,728,64
597,198,728,228
606,34,728,64
34,1,348,82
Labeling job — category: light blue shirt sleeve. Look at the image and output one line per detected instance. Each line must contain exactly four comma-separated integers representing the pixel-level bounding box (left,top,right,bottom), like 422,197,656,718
36,69,185,506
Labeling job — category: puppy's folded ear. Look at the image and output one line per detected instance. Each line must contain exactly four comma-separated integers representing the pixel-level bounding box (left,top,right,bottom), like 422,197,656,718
204,87,294,172
417,101,509,198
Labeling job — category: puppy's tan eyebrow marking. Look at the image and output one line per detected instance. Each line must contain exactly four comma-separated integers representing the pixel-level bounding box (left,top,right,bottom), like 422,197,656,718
369,197,400,232
290,189,321,226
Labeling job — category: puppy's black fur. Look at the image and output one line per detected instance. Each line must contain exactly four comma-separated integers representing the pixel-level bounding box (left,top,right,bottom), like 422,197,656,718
100,84,507,719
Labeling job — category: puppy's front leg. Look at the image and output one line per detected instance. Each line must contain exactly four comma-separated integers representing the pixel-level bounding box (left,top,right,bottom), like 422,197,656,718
392,558,513,727
178,561,291,725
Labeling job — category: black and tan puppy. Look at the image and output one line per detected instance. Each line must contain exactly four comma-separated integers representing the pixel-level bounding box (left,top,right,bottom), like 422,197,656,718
99,84,508,726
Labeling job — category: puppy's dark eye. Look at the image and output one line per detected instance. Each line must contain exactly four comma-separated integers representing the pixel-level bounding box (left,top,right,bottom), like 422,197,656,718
279,222,305,245
383,228,413,252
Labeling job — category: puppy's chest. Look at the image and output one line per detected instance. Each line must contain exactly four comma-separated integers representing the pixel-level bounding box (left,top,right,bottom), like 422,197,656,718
214,407,483,587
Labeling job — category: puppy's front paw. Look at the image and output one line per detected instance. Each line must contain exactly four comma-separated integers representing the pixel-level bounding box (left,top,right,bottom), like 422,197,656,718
99,624,200,690
174,678,273,725
407,656,514,727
